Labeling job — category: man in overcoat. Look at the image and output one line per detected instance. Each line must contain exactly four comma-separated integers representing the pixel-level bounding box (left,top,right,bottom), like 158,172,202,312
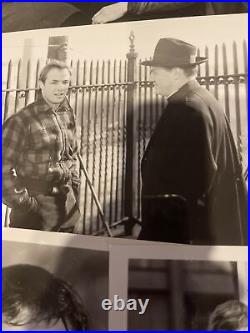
138,38,247,245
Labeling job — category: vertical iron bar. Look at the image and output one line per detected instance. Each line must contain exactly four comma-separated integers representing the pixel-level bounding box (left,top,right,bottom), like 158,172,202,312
109,60,116,225
214,44,219,99
80,60,87,234
137,59,142,218
103,60,111,224
121,60,127,218
74,59,80,118
222,43,230,121
115,60,122,221
97,61,105,231
243,40,248,120
233,41,242,164
80,61,87,157
34,59,41,101
143,61,148,150
83,61,93,234
197,49,201,78
14,59,22,115
24,60,31,106
3,60,12,122
205,46,210,90
90,60,99,233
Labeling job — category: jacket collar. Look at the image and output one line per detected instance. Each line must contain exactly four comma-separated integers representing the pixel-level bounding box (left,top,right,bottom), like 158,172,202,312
35,96,71,114
167,79,200,103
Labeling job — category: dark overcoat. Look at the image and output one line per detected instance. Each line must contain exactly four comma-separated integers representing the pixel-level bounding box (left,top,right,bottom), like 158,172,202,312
139,80,247,245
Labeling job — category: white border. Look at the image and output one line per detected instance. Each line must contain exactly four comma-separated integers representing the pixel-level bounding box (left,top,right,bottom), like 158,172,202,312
3,226,191,249
2,227,167,252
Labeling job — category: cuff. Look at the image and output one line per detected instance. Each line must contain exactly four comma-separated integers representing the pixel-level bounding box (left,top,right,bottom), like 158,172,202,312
18,192,39,212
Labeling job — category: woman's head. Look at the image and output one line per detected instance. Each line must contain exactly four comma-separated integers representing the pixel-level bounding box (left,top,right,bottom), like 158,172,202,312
2,264,88,331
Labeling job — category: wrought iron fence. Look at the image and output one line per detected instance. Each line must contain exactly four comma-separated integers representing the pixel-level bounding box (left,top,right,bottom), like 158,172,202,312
2,39,248,235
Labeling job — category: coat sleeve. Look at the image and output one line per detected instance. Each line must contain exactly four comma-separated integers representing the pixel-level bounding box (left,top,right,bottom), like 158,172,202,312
127,2,197,15
143,104,217,200
2,116,38,211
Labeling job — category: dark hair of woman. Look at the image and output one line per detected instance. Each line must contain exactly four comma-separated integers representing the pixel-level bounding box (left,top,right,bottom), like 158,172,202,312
2,264,88,330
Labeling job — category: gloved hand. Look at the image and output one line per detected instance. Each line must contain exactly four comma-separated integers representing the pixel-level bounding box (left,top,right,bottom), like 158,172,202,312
36,194,60,231
15,189,39,212
92,2,128,24
48,164,71,185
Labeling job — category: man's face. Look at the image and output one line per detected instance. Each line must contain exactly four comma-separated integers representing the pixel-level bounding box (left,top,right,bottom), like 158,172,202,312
40,67,70,105
150,67,176,97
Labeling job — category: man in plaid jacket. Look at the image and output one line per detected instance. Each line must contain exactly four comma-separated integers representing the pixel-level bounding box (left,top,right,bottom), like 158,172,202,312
2,61,81,232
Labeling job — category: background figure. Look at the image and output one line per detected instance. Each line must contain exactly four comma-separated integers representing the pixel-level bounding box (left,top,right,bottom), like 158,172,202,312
208,300,248,331
2,60,81,232
2,264,88,331
138,38,247,245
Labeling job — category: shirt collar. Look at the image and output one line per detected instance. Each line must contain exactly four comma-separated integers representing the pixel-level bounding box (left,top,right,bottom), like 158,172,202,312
35,96,71,114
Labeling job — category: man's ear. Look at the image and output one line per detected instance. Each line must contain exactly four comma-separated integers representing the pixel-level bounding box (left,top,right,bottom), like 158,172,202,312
39,80,44,90
173,67,182,77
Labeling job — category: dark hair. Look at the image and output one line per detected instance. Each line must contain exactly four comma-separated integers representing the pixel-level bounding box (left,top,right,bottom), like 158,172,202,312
2,264,88,331
39,60,71,83
208,300,248,330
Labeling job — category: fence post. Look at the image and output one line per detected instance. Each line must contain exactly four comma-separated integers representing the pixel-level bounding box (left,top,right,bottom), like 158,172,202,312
124,31,138,233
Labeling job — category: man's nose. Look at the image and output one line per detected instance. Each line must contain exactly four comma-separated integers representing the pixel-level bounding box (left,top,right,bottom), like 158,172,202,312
58,83,67,90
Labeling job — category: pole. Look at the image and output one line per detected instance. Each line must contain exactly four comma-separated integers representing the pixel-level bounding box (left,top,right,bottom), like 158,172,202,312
124,31,138,234
77,153,113,237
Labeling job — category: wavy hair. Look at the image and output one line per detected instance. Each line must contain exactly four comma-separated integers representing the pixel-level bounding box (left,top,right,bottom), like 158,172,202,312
2,264,88,330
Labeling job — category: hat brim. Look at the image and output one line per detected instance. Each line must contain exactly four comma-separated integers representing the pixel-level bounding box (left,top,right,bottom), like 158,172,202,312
141,57,208,67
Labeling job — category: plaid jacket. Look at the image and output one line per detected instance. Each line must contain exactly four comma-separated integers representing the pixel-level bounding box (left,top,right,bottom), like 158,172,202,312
2,97,80,210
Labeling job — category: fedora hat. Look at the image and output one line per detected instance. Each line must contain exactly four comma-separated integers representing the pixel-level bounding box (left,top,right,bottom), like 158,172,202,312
141,38,207,67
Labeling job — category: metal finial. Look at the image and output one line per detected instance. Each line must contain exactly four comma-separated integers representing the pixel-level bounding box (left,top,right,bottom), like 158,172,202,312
129,31,135,52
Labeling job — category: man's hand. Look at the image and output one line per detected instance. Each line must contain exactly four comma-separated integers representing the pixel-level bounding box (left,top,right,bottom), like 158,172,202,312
92,2,128,24
36,194,60,231
16,189,39,212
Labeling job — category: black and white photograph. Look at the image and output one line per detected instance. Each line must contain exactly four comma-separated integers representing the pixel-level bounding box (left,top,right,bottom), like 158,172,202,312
108,243,248,330
2,228,109,330
1,2,249,332
2,9,248,245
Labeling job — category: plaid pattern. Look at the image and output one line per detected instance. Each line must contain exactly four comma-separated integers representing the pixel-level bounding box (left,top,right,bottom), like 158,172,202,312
2,97,79,208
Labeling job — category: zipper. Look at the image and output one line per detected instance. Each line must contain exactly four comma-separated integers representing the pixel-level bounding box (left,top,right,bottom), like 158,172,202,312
53,111,65,160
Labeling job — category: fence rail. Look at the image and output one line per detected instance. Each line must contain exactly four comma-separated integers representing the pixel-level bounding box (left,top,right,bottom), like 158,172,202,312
2,39,248,235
